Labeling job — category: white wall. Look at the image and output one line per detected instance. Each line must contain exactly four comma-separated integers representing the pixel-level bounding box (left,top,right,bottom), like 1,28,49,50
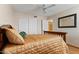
0,4,18,30
14,12,47,34
49,6,79,47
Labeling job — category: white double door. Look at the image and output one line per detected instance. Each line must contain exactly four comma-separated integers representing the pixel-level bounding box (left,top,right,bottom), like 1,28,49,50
19,16,42,34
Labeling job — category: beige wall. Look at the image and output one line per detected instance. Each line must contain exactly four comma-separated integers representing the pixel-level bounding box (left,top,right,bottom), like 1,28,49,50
49,6,79,47
0,4,18,30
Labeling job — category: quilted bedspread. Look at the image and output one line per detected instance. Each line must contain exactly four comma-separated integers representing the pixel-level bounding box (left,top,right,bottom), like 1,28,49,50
3,34,68,54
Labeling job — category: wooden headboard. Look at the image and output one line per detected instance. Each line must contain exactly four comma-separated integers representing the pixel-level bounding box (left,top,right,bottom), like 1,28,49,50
44,31,67,42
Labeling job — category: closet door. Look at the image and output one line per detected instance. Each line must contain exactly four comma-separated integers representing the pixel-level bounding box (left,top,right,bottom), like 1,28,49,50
28,16,37,34
37,17,42,34
42,20,48,31
19,16,29,33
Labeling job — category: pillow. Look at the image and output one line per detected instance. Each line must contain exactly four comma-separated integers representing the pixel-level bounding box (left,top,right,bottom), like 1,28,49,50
6,28,24,45
0,24,13,29
19,31,27,38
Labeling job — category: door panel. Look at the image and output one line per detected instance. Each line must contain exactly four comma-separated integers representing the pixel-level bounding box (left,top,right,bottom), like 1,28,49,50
28,16,37,34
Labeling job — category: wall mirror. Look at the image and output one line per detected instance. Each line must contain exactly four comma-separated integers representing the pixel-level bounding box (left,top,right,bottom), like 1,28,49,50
58,14,77,28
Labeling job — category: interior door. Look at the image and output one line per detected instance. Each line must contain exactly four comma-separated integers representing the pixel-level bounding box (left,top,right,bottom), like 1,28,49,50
28,16,37,34
19,16,29,34
37,18,42,34
42,20,48,31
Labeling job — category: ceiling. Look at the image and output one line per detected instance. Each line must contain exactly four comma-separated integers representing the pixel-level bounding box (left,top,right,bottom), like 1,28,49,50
11,4,79,16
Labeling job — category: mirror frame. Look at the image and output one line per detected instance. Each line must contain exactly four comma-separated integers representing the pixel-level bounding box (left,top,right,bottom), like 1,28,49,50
58,14,77,28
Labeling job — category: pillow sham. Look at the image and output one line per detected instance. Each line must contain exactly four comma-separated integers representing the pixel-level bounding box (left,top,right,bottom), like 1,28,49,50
6,28,24,45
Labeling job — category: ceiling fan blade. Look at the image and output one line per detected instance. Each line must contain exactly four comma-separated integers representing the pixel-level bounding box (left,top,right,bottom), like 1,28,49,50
44,4,55,9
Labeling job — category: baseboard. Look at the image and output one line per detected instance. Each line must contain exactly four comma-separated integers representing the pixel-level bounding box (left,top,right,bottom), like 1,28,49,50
67,44,79,49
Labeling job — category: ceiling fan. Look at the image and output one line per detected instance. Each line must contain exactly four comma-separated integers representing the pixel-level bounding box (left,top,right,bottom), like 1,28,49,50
40,4,56,14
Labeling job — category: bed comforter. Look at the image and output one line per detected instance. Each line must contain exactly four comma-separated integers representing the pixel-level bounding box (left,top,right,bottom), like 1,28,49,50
3,34,68,54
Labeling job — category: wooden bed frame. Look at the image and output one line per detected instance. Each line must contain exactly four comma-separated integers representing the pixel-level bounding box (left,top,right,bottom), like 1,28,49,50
44,31,67,42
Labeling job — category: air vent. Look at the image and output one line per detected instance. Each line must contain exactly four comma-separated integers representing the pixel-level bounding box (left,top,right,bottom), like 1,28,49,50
34,16,37,18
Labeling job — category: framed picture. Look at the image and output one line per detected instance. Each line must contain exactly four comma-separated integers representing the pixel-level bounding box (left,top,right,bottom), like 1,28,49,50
58,14,77,28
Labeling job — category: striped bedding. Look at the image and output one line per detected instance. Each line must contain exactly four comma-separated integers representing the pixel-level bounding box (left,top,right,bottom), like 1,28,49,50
2,34,68,54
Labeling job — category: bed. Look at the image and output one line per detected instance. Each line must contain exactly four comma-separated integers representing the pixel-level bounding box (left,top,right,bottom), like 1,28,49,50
0,25,68,54
2,34,68,54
